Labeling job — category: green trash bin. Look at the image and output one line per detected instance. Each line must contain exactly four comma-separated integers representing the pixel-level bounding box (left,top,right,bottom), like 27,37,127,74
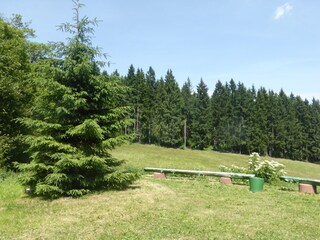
249,177,264,192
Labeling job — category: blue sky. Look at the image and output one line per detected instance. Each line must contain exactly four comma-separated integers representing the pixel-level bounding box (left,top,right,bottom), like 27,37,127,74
2,0,320,100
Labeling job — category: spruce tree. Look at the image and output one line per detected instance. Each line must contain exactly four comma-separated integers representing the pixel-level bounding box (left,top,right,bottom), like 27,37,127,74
272,89,289,158
0,16,34,168
286,94,306,160
17,0,138,198
234,82,252,154
142,67,157,144
123,64,136,135
309,99,320,162
247,87,269,155
266,90,278,157
134,68,146,142
210,81,231,151
190,78,210,150
153,77,166,144
181,78,195,148
159,70,182,147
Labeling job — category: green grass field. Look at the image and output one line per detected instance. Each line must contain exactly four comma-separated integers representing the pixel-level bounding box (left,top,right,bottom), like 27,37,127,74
1,144,320,239
113,144,320,179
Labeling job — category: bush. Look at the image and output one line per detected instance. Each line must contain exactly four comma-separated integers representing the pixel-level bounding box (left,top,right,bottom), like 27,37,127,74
220,152,286,184
252,161,286,183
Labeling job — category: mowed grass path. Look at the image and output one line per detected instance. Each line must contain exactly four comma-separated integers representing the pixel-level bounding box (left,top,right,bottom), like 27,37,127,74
1,144,320,239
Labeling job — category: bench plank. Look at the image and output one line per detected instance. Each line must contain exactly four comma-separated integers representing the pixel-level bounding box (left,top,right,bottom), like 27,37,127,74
280,176,320,186
144,167,254,179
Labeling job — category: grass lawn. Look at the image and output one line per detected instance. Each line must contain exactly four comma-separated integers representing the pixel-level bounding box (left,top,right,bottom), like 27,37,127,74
1,144,320,239
113,144,320,179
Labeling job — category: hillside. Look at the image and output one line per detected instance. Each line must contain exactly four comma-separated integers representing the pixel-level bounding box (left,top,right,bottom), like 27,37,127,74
113,144,320,179
1,144,320,239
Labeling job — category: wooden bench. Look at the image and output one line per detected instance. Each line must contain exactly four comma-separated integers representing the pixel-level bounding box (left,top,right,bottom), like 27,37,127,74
280,176,320,194
144,167,255,185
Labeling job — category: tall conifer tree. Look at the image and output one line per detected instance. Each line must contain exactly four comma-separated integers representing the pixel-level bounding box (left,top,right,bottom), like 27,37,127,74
210,81,231,151
247,87,269,154
191,79,210,149
160,70,182,147
181,78,195,148
0,16,34,168
17,0,138,198
142,67,157,144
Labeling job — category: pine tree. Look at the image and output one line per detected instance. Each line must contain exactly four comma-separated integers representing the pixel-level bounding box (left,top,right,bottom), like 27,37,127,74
123,64,136,135
141,67,157,144
266,90,278,157
181,78,195,148
210,81,231,151
159,70,182,147
16,0,138,198
286,94,307,160
271,89,289,158
227,79,238,151
153,77,166,144
234,82,252,154
190,78,210,150
247,87,269,155
309,99,320,162
135,68,147,142
0,16,34,168
123,65,147,141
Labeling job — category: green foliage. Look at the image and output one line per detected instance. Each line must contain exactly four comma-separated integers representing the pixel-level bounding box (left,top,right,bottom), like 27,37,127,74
141,67,157,144
16,1,138,198
210,80,232,151
120,65,320,162
157,70,183,147
220,152,286,183
190,79,210,150
248,152,286,183
181,78,195,148
0,16,34,168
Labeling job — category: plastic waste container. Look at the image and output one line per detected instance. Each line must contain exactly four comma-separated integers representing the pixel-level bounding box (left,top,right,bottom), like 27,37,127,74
249,177,264,192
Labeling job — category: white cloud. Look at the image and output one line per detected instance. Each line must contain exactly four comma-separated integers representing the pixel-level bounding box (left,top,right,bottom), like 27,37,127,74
274,2,293,20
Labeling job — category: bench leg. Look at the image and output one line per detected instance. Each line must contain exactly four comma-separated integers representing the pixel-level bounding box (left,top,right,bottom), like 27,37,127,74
153,172,166,179
220,177,232,185
299,183,317,194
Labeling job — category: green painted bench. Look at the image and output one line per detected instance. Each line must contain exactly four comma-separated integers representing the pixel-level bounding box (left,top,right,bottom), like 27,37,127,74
144,167,254,179
280,176,320,185
280,176,320,193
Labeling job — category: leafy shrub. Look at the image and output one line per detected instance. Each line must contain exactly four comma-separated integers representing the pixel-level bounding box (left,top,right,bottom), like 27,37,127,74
248,152,286,183
220,152,286,184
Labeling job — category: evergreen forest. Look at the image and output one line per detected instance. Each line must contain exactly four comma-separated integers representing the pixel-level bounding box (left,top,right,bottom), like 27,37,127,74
1,1,320,199
120,65,320,163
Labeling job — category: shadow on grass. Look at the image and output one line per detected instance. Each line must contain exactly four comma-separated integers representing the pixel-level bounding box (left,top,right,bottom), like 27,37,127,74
21,183,142,201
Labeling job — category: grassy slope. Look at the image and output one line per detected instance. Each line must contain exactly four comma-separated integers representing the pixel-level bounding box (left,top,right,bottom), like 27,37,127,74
1,144,320,240
113,144,320,179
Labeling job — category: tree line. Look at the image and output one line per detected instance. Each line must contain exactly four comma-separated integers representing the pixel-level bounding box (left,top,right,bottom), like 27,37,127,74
118,65,320,163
